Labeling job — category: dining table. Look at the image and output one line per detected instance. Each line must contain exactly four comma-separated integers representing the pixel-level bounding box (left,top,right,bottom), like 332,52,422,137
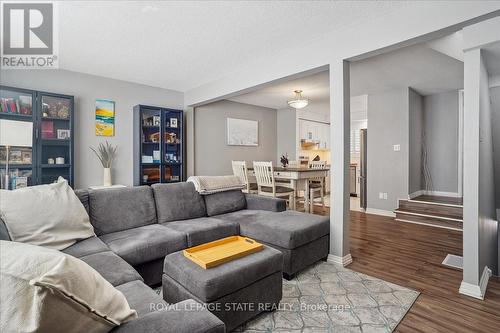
247,166,330,213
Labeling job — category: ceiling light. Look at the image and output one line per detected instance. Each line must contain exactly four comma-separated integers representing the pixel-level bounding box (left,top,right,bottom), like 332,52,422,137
287,90,309,109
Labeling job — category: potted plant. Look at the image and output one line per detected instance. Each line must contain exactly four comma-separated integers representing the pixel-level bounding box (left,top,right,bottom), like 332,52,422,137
90,141,117,187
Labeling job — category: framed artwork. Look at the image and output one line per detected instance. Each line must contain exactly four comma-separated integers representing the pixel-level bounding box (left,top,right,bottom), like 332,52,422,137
226,118,258,146
95,99,115,136
21,149,32,164
170,118,178,128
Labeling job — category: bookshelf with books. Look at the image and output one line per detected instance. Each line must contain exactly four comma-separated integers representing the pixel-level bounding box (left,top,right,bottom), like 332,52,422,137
0,86,74,189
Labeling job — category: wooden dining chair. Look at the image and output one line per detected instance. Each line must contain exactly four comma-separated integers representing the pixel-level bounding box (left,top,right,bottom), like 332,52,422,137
231,160,257,193
309,160,326,212
253,161,295,210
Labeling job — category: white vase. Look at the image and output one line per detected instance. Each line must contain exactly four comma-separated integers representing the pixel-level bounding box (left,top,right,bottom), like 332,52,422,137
103,168,112,187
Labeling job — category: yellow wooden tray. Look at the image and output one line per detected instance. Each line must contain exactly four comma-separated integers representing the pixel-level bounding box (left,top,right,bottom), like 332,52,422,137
183,236,263,269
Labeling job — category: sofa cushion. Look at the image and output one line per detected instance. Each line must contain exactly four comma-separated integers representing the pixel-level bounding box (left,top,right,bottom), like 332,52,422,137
0,178,95,250
163,246,282,302
62,236,109,258
216,209,277,225
0,218,11,241
79,251,143,286
0,241,137,333
218,210,329,249
115,280,166,317
99,225,186,266
160,217,239,247
203,190,246,216
152,183,206,223
111,299,225,333
74,189,90,214
88,186,157,235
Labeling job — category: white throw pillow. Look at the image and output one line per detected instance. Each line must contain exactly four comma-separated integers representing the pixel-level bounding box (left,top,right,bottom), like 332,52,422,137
0,177,95,250
0,241,137,333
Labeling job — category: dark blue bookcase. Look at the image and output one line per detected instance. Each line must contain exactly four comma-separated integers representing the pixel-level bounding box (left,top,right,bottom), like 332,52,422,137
0,85,74,189
133,105,184,185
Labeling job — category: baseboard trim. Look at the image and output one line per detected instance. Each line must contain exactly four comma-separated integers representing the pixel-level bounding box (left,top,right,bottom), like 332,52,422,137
395,218,463,231
408,190,424,199
366,208,396,217
408,190,461,198
327,254,353,266
459,266,492,300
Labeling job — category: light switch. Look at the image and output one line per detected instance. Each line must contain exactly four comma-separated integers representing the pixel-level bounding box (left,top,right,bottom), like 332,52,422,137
393,144,400,151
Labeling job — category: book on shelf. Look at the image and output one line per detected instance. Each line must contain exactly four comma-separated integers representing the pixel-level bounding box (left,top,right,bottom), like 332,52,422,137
41,121,55,139
0,97,32,115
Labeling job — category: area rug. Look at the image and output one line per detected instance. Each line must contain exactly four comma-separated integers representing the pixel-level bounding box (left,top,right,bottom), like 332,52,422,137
157,261,419,332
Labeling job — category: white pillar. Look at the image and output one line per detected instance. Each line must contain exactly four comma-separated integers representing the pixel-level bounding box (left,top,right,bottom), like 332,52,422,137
328,60,352,266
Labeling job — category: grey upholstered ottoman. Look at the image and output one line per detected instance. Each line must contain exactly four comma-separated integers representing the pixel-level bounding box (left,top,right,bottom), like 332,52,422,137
162,245,283,331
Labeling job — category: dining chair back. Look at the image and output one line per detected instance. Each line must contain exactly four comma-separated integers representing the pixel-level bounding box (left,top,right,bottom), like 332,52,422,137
253,161,274,189
232,160,249,190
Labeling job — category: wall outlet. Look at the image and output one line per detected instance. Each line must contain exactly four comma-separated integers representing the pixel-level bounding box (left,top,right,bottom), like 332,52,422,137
393,144,401,151
383,192,388,200
379,192,388,200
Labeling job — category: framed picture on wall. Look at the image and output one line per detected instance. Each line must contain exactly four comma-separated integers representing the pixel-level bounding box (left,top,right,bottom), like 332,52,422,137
95,99,115,136
226,118,258,146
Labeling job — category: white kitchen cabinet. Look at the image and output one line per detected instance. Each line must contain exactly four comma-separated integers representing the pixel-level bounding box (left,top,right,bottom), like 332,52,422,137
298,119,330,150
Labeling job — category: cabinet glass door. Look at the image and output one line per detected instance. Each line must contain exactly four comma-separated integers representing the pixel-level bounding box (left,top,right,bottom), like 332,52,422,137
0,86,35,189
140,108,161,184
163,110,182,182
38,93,73,185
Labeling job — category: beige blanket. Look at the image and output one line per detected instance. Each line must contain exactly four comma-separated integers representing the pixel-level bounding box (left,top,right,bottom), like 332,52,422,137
187,175,244,194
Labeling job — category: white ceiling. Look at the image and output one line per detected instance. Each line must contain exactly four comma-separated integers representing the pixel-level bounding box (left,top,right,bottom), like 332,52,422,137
228,42,464,110
229,71,330,110
57,1,410,92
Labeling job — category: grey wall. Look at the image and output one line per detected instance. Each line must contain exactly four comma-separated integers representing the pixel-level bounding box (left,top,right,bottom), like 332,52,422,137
491,86,500,209
367,88,409,211
277,108,297,162
495,86,500,277
194,100,277,176
408,88,424,195
478,57,498,276
0,69,184,189
423,90,459,194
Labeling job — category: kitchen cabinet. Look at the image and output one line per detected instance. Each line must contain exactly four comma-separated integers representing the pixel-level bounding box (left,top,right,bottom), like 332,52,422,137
298,119,330,150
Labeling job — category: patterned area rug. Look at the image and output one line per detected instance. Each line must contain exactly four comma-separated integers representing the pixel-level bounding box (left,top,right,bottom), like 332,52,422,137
157,261,419,332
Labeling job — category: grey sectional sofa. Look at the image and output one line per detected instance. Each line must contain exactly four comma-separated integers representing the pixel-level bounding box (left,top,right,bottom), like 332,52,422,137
1,182,330,332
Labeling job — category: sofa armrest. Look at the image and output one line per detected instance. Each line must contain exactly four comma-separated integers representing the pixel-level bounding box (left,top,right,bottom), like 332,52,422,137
112,300,225,333
245,193,286,212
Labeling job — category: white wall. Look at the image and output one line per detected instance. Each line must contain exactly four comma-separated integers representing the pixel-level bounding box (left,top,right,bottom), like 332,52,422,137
0,69,183,189
461,46,498,299
194,100,277,176
367,88,409,212
477,55,498,277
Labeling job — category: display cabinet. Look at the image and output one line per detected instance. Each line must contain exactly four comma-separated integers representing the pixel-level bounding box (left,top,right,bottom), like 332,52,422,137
0,85,74,189
133,105,183,185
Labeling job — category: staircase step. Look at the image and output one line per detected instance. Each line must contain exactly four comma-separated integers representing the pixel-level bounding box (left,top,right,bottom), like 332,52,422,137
398,199,462,219
394,210,462,231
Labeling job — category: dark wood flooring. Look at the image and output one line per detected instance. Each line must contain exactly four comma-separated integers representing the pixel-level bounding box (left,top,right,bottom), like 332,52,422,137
309,206,500,332
412,195,463,206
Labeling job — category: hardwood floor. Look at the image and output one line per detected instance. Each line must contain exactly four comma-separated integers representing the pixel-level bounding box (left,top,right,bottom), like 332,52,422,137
412,195,463,206
310,206,500,332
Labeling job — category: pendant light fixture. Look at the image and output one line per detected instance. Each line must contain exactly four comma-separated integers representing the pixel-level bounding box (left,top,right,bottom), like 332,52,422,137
287,90,309,109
